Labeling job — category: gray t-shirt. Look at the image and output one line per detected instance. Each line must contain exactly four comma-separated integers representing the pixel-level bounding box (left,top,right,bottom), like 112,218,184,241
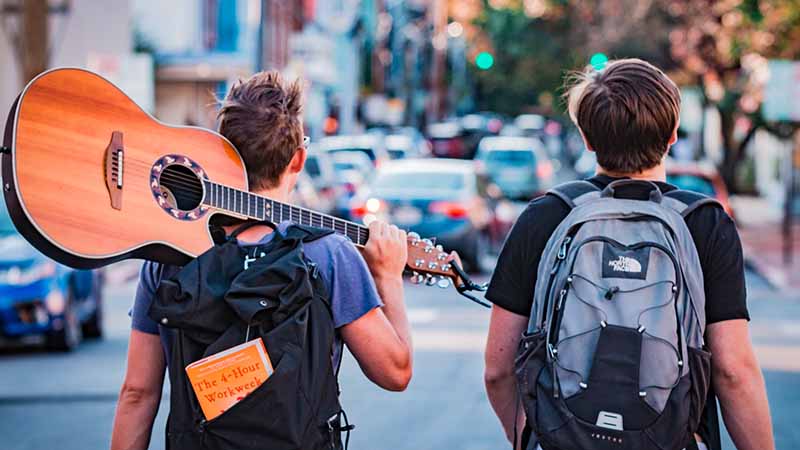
130,221,382,367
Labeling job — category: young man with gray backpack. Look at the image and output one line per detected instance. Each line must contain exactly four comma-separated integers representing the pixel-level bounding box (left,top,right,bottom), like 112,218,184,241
484,59,774,450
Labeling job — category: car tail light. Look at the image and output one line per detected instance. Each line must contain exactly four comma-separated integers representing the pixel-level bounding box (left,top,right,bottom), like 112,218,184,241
487,118,503,134
351,198,383,218
536,160,554,180
342,182,357,194
430,201,469,219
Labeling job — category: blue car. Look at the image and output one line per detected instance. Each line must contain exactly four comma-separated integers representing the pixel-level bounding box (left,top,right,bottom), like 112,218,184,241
0,200,103,351
350,159,496,273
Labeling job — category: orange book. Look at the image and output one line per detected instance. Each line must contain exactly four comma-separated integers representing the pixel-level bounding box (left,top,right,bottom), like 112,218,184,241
185,338,274,420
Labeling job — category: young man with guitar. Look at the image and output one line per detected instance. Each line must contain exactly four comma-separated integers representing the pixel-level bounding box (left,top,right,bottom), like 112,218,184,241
110,72,413,449
484,59,774,450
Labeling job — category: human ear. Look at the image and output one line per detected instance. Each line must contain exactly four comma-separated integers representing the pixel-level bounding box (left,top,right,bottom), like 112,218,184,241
288,147,307,174
668,122,679,146
577,127,594,151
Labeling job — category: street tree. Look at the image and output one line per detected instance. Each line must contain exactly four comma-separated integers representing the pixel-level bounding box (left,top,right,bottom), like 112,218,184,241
664,0,800,190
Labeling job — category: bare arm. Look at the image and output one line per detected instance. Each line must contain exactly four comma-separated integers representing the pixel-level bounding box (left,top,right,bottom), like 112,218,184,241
485,304,528,445
110,330,166,450
341,221,412,391
706,319,774,450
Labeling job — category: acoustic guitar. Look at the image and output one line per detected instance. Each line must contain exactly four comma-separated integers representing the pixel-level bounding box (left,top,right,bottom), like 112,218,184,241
1,68,464,290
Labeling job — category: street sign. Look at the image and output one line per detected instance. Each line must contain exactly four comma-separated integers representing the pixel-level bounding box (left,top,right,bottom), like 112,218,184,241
764,60,800,122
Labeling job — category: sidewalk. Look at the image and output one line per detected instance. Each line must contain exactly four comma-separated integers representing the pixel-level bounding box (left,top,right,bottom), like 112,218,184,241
732,196,800,292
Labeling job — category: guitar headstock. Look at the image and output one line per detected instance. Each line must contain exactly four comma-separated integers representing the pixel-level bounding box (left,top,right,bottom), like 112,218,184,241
405,232,462,288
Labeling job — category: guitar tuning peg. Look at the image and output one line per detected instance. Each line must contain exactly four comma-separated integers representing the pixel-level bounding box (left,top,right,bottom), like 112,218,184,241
424,274,437,286
408,232,420,240
437,252,448,261
435,244,443,252
436,277,451,289
409,271,424,284
422,238,433,247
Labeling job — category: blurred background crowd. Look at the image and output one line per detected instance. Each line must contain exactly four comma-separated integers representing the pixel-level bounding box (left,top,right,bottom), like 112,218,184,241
1,1,799,449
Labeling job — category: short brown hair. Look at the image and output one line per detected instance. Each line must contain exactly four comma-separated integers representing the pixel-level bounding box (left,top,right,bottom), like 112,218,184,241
566,58,680,174
217,71,304,190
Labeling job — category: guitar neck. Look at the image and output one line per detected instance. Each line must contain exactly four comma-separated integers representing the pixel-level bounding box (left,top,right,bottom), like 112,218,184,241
202,179,369,246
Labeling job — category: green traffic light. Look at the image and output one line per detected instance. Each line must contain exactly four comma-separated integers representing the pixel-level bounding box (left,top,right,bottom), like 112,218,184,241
590,53,609,70
476,52,494,70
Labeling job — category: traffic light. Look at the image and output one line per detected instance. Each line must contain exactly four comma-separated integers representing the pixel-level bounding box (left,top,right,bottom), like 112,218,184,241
476,52,494,70
590,53,609,70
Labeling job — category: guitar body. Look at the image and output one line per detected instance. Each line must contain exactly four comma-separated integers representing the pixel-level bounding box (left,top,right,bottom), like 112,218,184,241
2,68,249,268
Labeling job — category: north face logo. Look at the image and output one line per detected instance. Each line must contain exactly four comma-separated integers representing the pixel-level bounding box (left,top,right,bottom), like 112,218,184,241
608,256,642,273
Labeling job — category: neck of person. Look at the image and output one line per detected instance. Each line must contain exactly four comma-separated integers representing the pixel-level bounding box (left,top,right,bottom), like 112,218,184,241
595,160,667,183
222,182,293,244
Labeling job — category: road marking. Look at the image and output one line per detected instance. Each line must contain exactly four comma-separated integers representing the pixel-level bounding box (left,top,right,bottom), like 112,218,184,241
407,308,439,324
412,329,486,352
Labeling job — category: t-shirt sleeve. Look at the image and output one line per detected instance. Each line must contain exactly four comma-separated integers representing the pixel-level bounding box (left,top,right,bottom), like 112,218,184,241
687,206,750,324
326,239,382,328
486,195,570,317
129,261,161,335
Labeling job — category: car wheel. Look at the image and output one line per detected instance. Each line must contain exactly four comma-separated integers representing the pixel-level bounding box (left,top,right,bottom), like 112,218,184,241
82,276,104,339
46,293,82,352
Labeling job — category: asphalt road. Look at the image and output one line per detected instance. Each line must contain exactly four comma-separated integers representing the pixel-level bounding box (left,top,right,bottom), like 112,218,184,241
0,263,797,450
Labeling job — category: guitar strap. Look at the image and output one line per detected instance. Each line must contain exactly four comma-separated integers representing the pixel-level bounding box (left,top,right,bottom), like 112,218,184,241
209,219,278,245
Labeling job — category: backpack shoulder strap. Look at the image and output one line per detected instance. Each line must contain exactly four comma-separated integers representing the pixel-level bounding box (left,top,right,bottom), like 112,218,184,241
662,189,723,218
546,180,601,209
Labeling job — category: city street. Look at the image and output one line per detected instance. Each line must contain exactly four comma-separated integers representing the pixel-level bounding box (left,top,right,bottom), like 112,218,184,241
0,263,797,450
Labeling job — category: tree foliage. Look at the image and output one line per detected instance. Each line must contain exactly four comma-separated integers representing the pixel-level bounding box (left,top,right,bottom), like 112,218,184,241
466,0,800,190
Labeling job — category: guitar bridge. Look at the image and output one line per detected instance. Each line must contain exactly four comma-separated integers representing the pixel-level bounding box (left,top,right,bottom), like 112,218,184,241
104,131,124,210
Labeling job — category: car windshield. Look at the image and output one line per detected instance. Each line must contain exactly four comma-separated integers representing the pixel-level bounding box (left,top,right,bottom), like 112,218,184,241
387,150,405,160
334,161,367,172
667,174,716,196
374,171,465,192
328,148,376,162
0,201,16,236
483,150,535,165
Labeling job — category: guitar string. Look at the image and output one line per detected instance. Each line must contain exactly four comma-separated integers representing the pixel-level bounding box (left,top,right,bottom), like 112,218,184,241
135,164,370,243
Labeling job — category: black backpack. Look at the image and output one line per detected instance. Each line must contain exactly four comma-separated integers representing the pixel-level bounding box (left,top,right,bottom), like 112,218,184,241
515,181,716,450
149,222,351,450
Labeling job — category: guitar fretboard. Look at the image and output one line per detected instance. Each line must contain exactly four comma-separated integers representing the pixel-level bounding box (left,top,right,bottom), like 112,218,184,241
202,179,369,246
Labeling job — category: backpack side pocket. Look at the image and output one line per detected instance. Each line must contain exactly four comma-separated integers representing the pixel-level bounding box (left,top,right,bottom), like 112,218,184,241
515,330,548,431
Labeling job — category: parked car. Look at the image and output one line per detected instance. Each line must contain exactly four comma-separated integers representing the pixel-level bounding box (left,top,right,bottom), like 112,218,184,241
303,149,340,215
426,122,467,159
460,114,499,158
514,114,546,136
330,151,374,219
384,134,430,160
291,171,334,215
475,136,555,200
666,159,734,217
318,134,390,167
573,150,597,179
0,201,104,351
350,159,494,273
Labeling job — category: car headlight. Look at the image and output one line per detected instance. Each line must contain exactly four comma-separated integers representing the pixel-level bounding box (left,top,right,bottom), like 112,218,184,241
0,261,57,285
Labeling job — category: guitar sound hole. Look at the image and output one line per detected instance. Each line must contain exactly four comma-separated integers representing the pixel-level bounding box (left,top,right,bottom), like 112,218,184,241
159,164,203,211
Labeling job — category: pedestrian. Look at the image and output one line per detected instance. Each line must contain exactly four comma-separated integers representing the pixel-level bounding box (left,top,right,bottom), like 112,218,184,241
110,71,412,450
483,58,774,450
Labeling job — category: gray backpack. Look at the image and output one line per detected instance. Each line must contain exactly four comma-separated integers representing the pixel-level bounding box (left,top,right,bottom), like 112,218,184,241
515,179,715,450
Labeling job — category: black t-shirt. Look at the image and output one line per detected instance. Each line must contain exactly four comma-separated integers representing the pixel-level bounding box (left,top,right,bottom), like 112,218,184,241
486,174,749,448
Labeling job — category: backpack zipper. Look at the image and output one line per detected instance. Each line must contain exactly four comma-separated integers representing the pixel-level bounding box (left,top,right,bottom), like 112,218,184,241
539,236,573,330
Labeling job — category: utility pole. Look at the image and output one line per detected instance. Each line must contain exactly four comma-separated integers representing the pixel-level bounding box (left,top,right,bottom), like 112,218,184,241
428,0,447,121
1,0,70,84
20,0,47,84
